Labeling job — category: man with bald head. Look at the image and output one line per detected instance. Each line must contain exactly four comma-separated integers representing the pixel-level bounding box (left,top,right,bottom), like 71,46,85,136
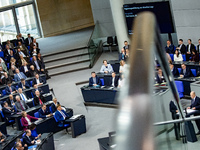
187,91,200,134
34,90,46,106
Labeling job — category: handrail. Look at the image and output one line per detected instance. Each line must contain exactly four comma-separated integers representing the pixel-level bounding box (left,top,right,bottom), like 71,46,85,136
115,11,184,150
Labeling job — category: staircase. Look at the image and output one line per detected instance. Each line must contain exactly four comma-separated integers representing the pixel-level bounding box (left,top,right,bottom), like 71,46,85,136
43,47,90,76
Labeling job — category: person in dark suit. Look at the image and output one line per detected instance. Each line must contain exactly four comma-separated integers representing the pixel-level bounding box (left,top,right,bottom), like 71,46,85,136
18,78,30,90
54,104,70,127
23,129,40,146
18,33,25,44
25,33,34,47
177,39,186,54
165,40,174,54
33,74,45,86
18,88,30,101
186,91,200,134
119,48,126,61
179,63,193,78
28,65,39,77
108,72,119,87
6,40,14,49
30,45,40,57
89,72,100,87
30,39,39,49
5,82,17,95
169,63,179,77
16,48,29,61
34,90,46,106
186,39,196,61
3,45,14,58
197,39,200,53
32,84,44,96
190,50,199,62
38,104,52,118
31,56,44,73
37,53,45,69
2,102,15,120
7,94,16,108
6,50,16,64
2,72,13,85
123,41,130,50
156,68,166,83
50,98,60,113
15,96,29,112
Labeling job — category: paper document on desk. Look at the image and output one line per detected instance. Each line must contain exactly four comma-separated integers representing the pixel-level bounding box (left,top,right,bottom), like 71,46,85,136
70,114,82,120
185,109,197,114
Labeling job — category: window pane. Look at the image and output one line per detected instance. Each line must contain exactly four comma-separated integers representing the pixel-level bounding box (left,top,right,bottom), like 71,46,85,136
15,4,39,38
0,10,17,42
0,0,30,8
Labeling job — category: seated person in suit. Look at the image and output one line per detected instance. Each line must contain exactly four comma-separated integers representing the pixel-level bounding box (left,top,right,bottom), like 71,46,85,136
8,65,16,78
17,41,28,54
2,72,13,85
6,40,14,49
34,90,46,106
14,138,28,150
14,68,27,82
31,45,40,57
7,94,16,108
119,48,126,61
108,72,119,87
21,111,39,131
169,63,179,77
174,49,183,62
119,60,127,73
186,39,196,61
2,102,15,120
0,131,6,144
165,40,174,54
37,53,45,69
23,129,40,147
29,123,41,139
190,49,199,62
31,56,44,73
4,44,13,58
5,81,17,95
16,48,29,61
54,104,70,125
30,39,39,49
100,60,113,73
18,54,29,68
156,68,166,84
18,78,30,90
15,95,29,112
32,84,44,96
0,59,8,73
20,61,30,77
18,88,30,102
28,65,39,77
89,72,100,87
177,39,186,54
38,104,52,119
179,63,193,78
50,98,60,113
33,74,45,86
186,91,200,134
7,50,17,64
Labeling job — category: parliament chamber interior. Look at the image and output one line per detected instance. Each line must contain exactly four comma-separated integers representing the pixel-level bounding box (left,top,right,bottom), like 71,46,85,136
0,0,200,150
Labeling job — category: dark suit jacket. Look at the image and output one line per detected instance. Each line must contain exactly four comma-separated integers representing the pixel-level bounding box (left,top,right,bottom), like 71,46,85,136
165,44,174,54
190,96,200,110
15,100,29,112
169,101,178,119
156,74,166,83
38,108,50,118
28,69,39,77
178,44,186,54
34,95,46,106
33,77,45,85
197,45,200,53
31,60,43,71
2,107,15,120
20,65,30,74
4,49,14,58
108,76,119,87
89,76,100,86
180,67,193,78
25,37,33,46
22,135,35,146
18,81,30,90
5,86,17,95
171,67,179,77
6,98,16,107
2,76,13,85
50,102,60,113
186,44,196,52
30,48,40,56
32,88,43,96
30,42,39,49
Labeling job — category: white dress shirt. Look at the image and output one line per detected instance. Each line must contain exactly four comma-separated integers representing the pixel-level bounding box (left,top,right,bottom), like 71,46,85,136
174,54,183,62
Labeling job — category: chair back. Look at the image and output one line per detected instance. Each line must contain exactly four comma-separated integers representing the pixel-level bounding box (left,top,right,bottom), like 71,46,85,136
175,81,184,98
49,106,53,113
107,36,113,45
100,78,104,86
34,112,39,118
182,54,186,61
191,69,197,77
2,90,7,96
177,68,181,74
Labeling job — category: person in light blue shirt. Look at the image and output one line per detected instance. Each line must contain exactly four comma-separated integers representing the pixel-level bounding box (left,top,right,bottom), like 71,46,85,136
100,60,113,73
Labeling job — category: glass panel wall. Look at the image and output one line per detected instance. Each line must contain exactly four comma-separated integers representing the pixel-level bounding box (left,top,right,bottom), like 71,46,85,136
0,0,29,7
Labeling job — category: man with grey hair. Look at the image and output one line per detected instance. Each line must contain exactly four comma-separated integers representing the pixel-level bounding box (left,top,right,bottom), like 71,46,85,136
187,91,200,134
15,95,29,112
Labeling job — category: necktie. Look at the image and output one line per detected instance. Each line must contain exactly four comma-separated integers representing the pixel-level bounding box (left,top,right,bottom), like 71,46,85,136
20,102,24,111
192,98,195,104
18,73,23,79
21,94,26,101
60,111,66,119
9,87,12,92
39,97,43,105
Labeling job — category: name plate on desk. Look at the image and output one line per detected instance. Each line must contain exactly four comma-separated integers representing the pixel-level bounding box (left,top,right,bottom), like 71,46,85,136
69,114,82,120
